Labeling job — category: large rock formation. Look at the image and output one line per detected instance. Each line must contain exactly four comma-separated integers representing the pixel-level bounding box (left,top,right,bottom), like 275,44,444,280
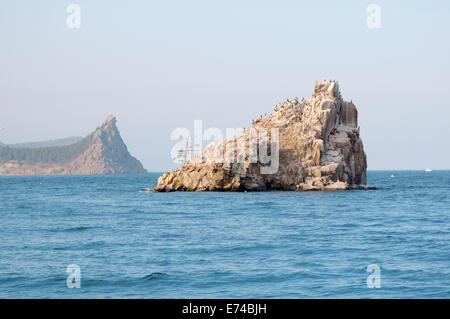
0,115,147,175
155,81,367,191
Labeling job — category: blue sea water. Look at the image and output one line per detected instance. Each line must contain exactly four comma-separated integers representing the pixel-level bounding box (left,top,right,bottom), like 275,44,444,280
0,171,449,298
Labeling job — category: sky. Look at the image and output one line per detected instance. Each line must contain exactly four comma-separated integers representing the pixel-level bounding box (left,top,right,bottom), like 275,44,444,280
0,0,449,171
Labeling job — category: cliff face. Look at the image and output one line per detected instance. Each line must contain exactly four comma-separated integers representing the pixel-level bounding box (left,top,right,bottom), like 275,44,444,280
0,115,147,175
155,81,367,191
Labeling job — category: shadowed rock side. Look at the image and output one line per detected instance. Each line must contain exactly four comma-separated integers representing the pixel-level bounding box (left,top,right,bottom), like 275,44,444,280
155,81,367,191
0,115,147,175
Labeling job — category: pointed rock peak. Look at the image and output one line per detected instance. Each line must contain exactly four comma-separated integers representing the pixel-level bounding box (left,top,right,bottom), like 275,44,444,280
98,115,118,134
94,115,119,139
0,115,147,175
104,114,117,126
314,80,340,98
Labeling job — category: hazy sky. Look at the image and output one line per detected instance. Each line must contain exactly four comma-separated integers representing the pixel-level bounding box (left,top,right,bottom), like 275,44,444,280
1,0,449,171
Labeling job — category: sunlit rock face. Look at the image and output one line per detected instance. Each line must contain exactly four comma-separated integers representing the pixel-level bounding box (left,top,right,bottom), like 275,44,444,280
155,81,367,192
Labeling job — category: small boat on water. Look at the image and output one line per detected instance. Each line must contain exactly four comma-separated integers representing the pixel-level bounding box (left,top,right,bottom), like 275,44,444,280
425,168,432,172
390,174,395,178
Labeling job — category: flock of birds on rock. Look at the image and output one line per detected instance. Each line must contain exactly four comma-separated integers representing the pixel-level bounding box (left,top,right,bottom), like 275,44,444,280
250,80,348,125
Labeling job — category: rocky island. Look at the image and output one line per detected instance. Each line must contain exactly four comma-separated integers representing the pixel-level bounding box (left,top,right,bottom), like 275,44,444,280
155,81,367,191
0,115,147,175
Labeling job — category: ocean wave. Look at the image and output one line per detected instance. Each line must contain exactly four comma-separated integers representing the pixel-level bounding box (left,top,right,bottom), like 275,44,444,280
48,225,95,233
141,272,167,281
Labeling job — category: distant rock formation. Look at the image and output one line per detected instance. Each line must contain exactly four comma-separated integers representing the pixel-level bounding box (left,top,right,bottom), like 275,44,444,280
0,115,147,175
155,81,367,191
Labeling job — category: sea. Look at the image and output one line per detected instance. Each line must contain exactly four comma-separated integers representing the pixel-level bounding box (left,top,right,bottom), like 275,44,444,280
0,171,448,298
